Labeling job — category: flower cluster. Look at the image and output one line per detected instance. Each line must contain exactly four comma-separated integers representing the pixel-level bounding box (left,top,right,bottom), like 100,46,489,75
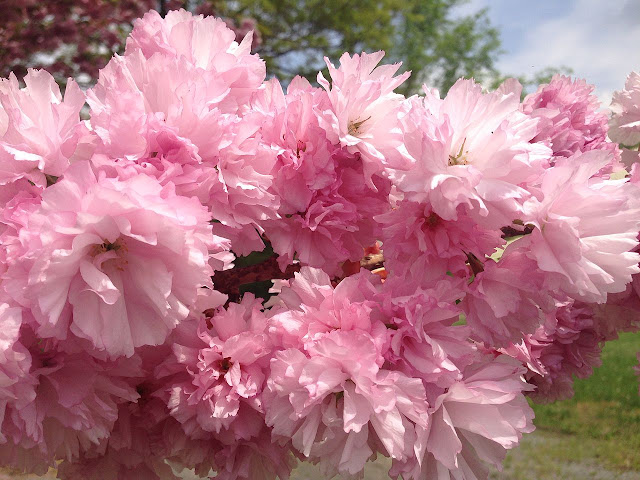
0,9,639,480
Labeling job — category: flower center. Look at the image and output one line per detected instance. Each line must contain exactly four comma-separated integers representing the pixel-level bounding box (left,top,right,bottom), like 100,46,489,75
348,116,371,136
90,238,128,270
424,212,441,228
91,238,126,256
448,138,469,166
219,357,233,373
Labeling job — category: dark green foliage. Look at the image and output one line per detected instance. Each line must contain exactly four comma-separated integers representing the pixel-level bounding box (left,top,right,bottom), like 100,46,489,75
212,0,502,94
2,0,503,95
232,242,275,269
239,279,274,301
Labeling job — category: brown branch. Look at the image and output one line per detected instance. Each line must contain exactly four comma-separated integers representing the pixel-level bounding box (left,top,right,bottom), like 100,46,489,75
212,256,300,303
465,252,485,276
501,224,534,239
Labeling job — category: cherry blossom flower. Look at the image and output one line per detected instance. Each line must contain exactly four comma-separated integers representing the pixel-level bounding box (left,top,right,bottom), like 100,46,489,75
391,355,534,480
522,151,640,303
389,79,550,228
0,69,88,190
609,71,640,146
317,51,411,182
126,9,265,108
523,75,618,160
3,163,220,358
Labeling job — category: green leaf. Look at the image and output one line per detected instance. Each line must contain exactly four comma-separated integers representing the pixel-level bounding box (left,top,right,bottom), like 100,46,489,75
233,243,275,269
239,279,274,301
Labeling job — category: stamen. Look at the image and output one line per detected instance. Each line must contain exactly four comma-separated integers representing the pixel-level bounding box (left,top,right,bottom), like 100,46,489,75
219,357,233,373
348,116,371,136
425,212,440,227
448,138,469,166
90,238,128,270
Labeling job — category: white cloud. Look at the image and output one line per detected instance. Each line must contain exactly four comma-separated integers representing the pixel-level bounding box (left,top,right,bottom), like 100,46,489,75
451,0,490,18
496,0,640,105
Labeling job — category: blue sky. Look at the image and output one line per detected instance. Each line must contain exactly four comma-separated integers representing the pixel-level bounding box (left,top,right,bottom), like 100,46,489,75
456,0,640,105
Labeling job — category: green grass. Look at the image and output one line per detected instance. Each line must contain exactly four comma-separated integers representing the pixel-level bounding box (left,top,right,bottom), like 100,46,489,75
530,331,640,471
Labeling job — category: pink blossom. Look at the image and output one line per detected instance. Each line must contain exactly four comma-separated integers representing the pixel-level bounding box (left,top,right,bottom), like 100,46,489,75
609,71,640,146
126,9,265,108
54,341,232,480
522,151,640,303
166,295,272,439
377,200,502,278
0,182,40,277
254,77,391,273
88,49,232,163
391,355,534,480
317,51,411,182
3,162,219,357
265,331,428,477
266,162,390,274
0,69,88,189
268,267,386,348
204,123,279,234
462,249,549,345
266,269,429,475
251,77,337,215
523,75,618,159
212,428,295,480
592,271,640,342
504,301,603,403
55,398,195,480
389,80,550,228
0,303,35,446
149,300,296,480
380,276,475,393
88,50,279,229
0,330,142,473
86,50,225,209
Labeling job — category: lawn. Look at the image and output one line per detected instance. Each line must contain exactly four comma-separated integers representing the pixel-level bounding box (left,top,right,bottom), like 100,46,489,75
525,331,640,472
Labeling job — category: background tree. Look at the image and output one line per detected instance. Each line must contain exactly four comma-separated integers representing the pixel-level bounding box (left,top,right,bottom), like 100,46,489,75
0,0,158,85
0,0,251,87
210,0,501,94
0,0,501,94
